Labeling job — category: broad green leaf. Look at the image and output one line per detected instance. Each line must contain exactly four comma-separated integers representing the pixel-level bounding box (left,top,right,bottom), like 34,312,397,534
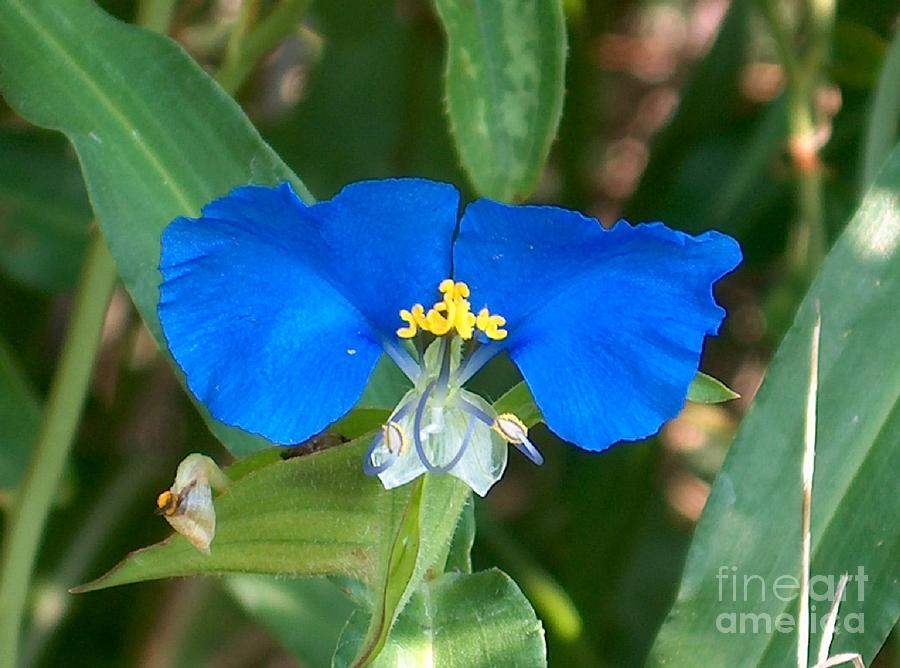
0,130,91,291
76,438,474,666
74,439,409,590
0,0,310,456
686,372,740,404
649,144,900,666
335,569,545,667
434,0,567,201
0,338,41,491
225,575,358,667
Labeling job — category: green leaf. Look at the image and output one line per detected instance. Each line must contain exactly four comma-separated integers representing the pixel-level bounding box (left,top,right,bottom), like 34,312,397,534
444,497,475,575
686,372,740,404
649,144,900,665
75,439,474,666
335,569,546,667
0,338,41,491
73,438,408,591
349,474,471,665
0,130,91,292
434,0,567,201
0,0,310,457
225,575,358,667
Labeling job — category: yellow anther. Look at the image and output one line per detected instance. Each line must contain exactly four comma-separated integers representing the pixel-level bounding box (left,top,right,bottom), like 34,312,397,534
476,308,508,341
426,298,455,336
492,413,528,444
456,309,476,340
156,489,178,517
397,279,506,341
397,305,430,338
411,304,428,328
397,310,418,338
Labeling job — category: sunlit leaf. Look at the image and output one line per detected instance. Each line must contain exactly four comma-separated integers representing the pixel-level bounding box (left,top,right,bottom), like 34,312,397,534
348,474,471,666
334,569,545,667
75,439,473,666
649,143,900,666
73,439,406,591
434,0,567,201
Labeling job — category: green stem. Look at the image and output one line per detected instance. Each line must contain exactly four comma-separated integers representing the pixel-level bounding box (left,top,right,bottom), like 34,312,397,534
757,0,801,86
786,97,826,277
0,233,117,668
215,0,314,96
759,0,834,282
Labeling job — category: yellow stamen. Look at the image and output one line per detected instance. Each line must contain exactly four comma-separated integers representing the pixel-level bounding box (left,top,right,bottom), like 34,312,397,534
411,304,428,328
396,304,431,339
476,308,508,341
397,279,507,341
156,489,178,517
397,310,418,338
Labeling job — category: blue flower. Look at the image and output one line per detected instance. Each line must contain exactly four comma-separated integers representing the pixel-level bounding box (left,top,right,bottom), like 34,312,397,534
158,178,741,495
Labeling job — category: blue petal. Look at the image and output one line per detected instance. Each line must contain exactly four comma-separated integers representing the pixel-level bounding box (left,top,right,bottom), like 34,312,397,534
159,179,459,444
454,199,741,451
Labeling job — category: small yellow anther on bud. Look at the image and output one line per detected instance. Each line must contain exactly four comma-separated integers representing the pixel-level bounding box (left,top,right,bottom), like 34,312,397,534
492,413,528,444
156,490,178,517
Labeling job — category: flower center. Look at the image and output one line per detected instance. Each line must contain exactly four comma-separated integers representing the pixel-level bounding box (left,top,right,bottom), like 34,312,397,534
362,282,543,495
396,279,507,341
